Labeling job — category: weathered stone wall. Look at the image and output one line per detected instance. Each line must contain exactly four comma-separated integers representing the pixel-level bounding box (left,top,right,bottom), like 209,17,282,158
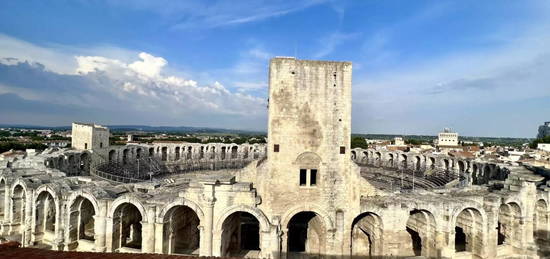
71,123,109,151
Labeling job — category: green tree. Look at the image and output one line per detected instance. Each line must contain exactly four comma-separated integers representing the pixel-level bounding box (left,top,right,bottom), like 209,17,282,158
351,136,368,149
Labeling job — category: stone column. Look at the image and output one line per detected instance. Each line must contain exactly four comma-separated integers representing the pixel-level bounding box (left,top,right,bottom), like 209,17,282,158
93,215,107,252
104,217,114,252
436,229,453,259
202,200,215,256
199,182,216,257
281,230,288,259
53,199,64,251
141,221,155,253
484,201,500,259
2,183,8,222
154,222,164,254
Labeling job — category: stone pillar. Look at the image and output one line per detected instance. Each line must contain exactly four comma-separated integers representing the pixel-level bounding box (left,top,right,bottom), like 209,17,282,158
435,230,453,259
30,192,38,245
141,221,155,253
484,200,500,259
199,182,216,256
104,217,114,252
53,199,64,251
281,230,288,259
22,189,33,247
2,183,8,222
93,215,107,252
154,222,164,254
202,200,215,256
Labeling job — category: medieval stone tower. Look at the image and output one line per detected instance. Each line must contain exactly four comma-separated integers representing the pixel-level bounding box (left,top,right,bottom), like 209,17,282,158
71,122,110,151
261,57,359,255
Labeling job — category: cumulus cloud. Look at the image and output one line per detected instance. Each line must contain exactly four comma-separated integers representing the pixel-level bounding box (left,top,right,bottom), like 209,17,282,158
0,38,267,130
128,52,167,78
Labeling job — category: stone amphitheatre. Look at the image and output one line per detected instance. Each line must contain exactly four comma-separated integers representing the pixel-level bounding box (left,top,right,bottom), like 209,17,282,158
1,57,549,259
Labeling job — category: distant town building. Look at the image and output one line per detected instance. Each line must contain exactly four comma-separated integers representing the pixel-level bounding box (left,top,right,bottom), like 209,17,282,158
538,143,550,152
436,128,459,146
538,121,550,139
393,137,405,146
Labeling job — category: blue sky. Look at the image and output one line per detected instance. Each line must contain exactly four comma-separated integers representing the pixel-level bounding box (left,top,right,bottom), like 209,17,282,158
0,0,549,137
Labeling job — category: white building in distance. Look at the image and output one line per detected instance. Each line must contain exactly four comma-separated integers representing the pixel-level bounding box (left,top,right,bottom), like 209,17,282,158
538,143,550,152
436,128,459,147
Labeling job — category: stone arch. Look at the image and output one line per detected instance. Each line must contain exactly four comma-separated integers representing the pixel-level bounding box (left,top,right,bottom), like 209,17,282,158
67,195,97,251
294,152,322,167
215,205,270,234
400,154,408,169
456,160,465,174
80,152,90,172
361,151,368,164
281,205,334,233
286,211,328,256
472,164,479,184
108,150,116,163
187,146,193,159
111,202,145,251
429,157,436,169
11,183,26,225
219,211,262,256
174,146,180,160
162,205,201,255
444,159,450,171
351,212,384,257
67,192,100,219
109,196,148,221
122,149,130,165
161,146,168,161
498,202,522,247
375,152,382,166
414,156,422,171
453,207,485,256
34,187,59,244
406,209,437,257
136,148,143,159
388,153,395,167
351,150,357,160
231,146,238,159
158,198,204,223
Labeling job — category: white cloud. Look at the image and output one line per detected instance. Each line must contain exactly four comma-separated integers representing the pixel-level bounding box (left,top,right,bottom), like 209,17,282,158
128,52,167,78
313,32,359,58
0,35,267,129
107,0,328,30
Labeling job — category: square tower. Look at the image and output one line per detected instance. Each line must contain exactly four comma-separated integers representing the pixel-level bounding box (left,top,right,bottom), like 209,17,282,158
265,57,352,211
71,122,110,150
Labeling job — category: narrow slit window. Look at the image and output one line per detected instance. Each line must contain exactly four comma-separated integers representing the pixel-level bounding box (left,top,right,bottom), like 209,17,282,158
84,143,88,149
274,144,280,152
299,169,307,186
340,146,345,154
310,169,317,186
